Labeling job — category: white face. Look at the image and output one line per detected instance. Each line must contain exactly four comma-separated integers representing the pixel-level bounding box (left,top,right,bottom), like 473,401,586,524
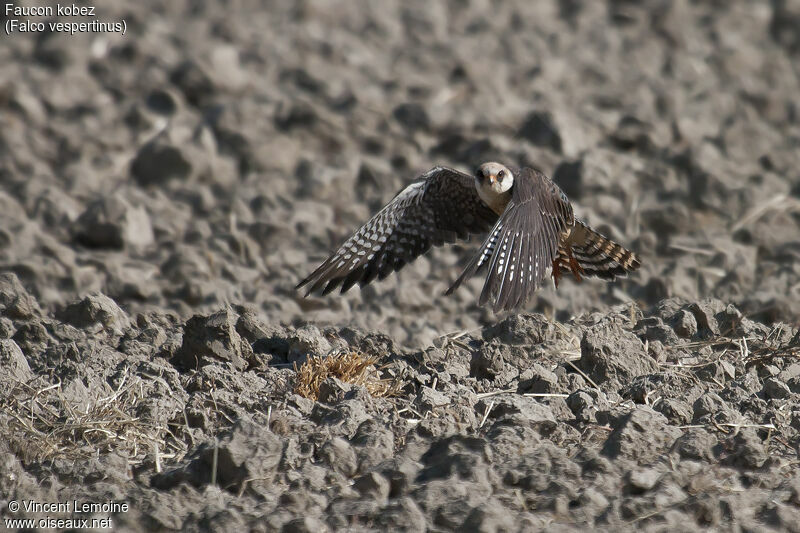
475,162,514,195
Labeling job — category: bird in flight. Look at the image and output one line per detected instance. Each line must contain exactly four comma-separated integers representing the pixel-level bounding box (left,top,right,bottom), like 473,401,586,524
297,162,640,312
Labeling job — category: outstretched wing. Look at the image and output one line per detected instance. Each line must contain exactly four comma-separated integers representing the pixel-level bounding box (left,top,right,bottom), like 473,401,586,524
297,166,498,295
446,167,574,312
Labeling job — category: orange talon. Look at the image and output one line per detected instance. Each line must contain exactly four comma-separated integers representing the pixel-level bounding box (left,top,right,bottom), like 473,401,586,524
567,248,584,282
552,259,561,289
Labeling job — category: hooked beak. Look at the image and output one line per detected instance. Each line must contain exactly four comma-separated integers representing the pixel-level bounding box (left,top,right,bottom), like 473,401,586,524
488,174,497,185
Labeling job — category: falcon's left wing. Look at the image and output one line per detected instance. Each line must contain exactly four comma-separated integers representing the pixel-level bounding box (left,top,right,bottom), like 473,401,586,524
446,167,574,312
297,167,498,296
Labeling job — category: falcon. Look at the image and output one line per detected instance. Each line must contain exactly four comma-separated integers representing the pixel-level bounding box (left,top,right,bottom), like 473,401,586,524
297,162,641,312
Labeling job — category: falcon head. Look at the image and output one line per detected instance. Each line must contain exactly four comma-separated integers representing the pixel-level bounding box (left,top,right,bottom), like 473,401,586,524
475,162,514,195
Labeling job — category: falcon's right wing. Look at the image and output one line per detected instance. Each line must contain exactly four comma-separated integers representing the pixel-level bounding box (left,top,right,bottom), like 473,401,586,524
296,167,499,295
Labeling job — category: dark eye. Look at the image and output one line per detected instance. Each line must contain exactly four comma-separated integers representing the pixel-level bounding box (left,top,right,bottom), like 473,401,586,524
476,169,484,179
497,169,505,180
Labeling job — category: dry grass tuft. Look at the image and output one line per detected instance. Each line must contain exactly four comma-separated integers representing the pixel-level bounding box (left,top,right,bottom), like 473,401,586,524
661,320,800,370
294,351,400,401
0,370,186,466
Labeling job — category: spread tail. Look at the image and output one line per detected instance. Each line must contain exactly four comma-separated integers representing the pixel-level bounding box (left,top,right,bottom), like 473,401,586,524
553,221,640,284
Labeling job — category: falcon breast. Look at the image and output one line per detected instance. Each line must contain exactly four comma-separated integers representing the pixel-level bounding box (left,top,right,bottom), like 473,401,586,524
296,162,641,312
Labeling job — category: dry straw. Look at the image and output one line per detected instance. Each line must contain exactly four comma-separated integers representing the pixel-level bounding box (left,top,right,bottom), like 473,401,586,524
294,350,400,401
0,370,186,465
